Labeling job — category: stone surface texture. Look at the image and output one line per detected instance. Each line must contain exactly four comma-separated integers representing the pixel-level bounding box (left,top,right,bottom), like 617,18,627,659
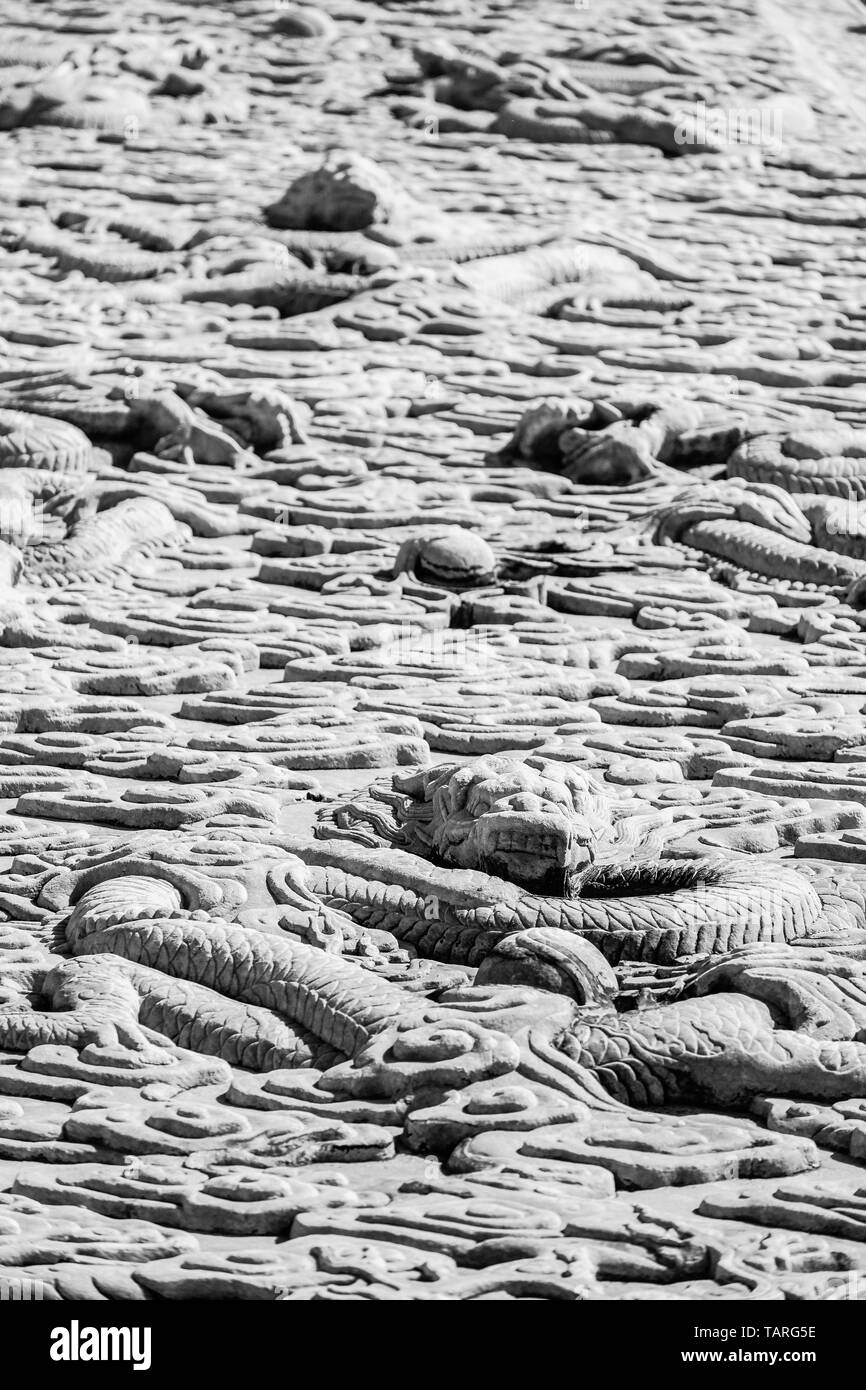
4,0,866,1302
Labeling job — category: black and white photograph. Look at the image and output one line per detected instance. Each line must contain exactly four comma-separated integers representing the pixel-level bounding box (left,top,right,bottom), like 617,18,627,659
0,0,863,1354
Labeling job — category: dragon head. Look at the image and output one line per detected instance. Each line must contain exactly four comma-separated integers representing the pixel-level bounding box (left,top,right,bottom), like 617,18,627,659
393,756,666,893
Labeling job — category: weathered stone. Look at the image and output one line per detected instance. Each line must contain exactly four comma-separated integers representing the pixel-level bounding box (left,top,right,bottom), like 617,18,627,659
1,0,866,1308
